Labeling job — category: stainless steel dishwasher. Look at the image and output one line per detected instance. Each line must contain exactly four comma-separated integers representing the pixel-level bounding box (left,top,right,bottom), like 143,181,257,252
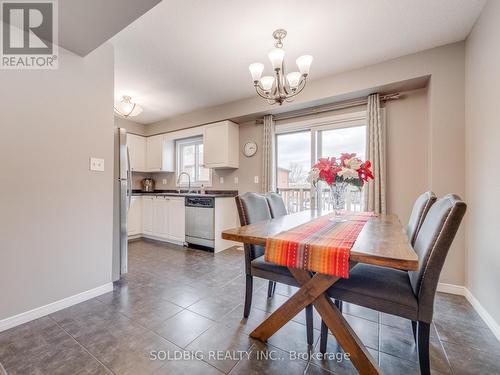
185,196,215,249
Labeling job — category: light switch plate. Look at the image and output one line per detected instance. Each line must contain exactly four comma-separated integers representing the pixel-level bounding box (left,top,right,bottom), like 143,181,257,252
162,179,167,185
254,176,259,184
90,157,104,172
219,177,224,184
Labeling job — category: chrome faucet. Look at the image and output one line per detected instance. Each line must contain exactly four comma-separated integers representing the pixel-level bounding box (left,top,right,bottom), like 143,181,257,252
177,172,191,193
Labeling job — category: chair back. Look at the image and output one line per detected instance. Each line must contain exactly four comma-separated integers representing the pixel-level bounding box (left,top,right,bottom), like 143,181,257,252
235,193,272,274
409,194,466,322
406,192,437,245
265,192,288,218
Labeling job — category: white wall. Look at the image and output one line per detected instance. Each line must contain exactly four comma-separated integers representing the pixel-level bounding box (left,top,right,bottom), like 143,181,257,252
0,45,115,321
465,0,500,327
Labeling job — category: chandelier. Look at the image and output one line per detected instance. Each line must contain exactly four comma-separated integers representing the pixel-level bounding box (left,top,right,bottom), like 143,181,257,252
114,95,143,118
249,29,313,105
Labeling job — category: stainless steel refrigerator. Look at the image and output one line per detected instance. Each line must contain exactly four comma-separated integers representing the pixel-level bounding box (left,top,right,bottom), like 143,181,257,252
112,128,131,281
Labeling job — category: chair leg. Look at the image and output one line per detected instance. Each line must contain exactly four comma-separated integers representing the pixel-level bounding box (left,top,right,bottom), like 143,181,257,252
244,275,253,318
320,319,328,354
306,304,314,346
334,299,343,313
417,322,431,375
267,281,276,297
411,320,417,343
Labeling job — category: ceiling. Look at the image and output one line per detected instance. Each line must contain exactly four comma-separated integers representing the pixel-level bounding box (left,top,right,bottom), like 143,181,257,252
110,0,486,124
59,0,161,56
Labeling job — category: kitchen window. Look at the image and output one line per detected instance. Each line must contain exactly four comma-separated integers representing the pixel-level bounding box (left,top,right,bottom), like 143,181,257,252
176,136,211,186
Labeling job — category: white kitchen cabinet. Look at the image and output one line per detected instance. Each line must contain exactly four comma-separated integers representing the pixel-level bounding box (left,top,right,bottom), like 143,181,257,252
203,121,239,168
142,196,154,235
168,197,185,242
153,196,170,239
162,138,175,172
127,134,147,172
146,135,175,172
128,196,142,236
146,135,163,172
129,195,185,245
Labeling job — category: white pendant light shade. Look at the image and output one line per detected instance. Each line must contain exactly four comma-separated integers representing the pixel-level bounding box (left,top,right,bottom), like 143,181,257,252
296,55,313,76
260,76,275,91
268,48,285,70
114,96,143,118
286,72,302,88
248,63,264,82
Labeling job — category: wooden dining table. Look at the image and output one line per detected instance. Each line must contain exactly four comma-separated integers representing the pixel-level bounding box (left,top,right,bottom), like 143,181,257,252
222,209,419,375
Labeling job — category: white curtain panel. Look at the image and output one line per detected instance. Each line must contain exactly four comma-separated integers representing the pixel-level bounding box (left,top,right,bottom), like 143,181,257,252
261,114,276,193
365,94,387,214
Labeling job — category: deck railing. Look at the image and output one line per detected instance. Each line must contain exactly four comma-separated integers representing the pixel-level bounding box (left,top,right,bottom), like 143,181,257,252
277,187,364,214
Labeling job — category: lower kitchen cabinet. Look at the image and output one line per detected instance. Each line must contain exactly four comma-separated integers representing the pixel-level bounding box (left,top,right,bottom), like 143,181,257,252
153,196,170,238
168,197,185,242
128,196,142,236
130,195,185,245
142,196,154,235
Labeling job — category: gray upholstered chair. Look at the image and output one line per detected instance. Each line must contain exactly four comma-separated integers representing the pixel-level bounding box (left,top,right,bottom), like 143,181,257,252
235,192,314,345
407,191,437,245
333,191,437,315
265,192,288,218
264,192,288,297
319,194,466,375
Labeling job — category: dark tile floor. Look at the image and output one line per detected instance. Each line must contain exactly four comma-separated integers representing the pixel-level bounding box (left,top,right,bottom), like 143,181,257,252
1,239,499,374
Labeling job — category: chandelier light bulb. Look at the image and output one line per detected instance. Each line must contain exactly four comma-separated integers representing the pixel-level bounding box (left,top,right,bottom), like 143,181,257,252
248,63,264,83
296,55,313,76
286,72,302,88
268,48,285,70
260,76,275,91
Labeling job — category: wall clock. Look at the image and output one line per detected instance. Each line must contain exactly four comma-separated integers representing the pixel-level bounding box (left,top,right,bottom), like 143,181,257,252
243,141,258,157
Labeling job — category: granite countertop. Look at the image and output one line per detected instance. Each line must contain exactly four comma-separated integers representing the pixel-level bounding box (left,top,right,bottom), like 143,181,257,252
132,189,238,198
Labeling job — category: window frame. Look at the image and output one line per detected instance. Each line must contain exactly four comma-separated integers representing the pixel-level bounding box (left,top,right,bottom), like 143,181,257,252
274,111,372,212
274,111,368,189
176,136,212,187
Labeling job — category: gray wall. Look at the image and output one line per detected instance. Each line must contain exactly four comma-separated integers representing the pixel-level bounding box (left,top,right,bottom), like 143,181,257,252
465,0,500,327
0,45,115,320
115,116,146,136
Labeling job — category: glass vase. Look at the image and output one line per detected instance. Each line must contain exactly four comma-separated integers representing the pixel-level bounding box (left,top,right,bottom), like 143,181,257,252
330,182,349,217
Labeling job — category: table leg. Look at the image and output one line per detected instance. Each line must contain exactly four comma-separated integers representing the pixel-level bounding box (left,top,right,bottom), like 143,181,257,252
249,273,339,342
290,268,381,375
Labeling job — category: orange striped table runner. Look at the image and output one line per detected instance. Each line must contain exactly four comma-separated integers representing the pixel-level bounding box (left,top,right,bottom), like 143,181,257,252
264,212,374,278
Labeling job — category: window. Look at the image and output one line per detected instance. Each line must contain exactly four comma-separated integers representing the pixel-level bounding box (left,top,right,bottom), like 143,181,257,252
276,131,311,190
319,126,366,160
275,112,367,212
176,137,211,186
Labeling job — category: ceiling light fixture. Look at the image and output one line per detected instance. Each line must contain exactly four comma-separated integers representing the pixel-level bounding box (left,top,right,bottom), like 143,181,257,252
114,95,143,118
249,29,313,105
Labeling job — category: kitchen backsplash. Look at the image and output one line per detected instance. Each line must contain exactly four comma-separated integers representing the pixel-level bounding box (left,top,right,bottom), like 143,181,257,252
131,168,260,194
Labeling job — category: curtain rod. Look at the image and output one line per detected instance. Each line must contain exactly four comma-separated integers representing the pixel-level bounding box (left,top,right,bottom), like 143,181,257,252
256,92,400,123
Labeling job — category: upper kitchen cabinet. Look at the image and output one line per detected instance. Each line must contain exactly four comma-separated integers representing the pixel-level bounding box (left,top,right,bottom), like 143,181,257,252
127,134,147,172
146,135,175,172
203,121,239,169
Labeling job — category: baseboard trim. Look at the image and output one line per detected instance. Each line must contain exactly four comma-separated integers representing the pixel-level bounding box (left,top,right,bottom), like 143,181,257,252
0,283,113,333
436,282,467,295
437,282,500,342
